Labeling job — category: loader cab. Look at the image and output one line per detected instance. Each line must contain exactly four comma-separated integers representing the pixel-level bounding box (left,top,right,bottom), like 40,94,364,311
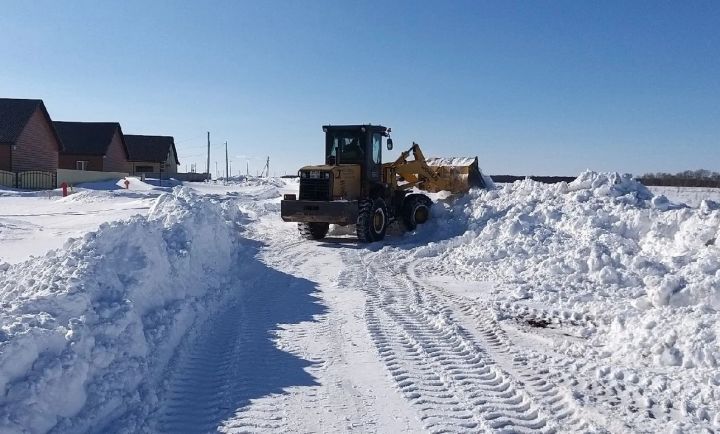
323,124,389,186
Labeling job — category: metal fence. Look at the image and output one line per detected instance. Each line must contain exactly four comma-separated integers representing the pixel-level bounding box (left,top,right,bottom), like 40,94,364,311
0,170,14,188
0,170,57,190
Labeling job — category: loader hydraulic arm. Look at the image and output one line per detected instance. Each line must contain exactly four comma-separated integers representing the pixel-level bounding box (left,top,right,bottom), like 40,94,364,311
390,142,441,190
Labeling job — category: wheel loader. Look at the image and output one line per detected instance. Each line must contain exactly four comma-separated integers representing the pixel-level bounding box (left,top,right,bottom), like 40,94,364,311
280,124,489,242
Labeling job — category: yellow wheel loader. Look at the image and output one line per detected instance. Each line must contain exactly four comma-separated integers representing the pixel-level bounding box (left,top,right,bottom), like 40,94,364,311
281,124,489,242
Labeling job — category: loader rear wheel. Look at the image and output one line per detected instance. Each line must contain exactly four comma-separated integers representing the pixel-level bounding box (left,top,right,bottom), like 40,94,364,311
298,222,329,240
357,199,387,243
402,194,432,231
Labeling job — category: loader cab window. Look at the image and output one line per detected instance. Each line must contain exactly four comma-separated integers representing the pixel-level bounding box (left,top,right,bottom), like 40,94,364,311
326,131,365,165
372,133,382,164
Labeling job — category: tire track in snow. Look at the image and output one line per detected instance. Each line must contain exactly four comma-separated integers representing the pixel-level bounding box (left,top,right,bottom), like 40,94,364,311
155,296,297,434
157,304,247,433
154,265,315,434
404,261,600,432
354,251,557,433
407,259,683,432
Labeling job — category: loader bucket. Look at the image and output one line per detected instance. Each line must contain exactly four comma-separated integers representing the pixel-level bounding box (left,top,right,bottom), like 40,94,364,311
425,157,491,193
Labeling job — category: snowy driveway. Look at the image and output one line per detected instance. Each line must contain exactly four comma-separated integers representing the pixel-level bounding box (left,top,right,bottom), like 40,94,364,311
195,233,665,433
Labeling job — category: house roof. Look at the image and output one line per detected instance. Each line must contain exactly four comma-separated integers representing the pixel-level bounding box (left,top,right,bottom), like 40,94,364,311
53,121,125,155
0,98,59,145
124,135,180,164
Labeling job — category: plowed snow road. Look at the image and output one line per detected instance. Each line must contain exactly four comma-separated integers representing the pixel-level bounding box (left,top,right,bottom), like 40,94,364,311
145,213,698,433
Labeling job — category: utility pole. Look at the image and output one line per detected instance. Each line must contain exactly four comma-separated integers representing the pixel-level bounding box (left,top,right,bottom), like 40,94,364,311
206,132,210,178
260,157,270,178
225,141,229,182
246,161,249,177
215,161,218,179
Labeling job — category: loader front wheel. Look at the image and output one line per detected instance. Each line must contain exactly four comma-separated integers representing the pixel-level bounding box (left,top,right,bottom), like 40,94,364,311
357,199,387,243
402,194,432,231
298,222,329,240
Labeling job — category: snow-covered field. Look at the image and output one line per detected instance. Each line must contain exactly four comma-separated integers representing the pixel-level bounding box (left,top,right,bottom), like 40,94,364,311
650,186,720,208
0,173,718,433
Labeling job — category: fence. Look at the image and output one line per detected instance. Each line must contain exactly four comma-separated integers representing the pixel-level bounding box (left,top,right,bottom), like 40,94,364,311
0,170,14,188
173,172,211,182
0,170,57,190
57,169,129,187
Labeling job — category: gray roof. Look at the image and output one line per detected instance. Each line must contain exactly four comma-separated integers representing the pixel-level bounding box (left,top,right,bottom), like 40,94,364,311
0,98,51,144
124,135,180,164
53,121,125,156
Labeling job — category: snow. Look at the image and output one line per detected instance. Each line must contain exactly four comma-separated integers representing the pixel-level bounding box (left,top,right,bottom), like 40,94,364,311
0,187,246,433
368,170,720,430
0,185,162,264
71,177,161,191
425,156,478,167
0,172,719,433
650,186,720,208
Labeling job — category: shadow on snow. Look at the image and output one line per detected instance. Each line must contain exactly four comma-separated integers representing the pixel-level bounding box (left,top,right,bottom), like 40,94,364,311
99,240,326,434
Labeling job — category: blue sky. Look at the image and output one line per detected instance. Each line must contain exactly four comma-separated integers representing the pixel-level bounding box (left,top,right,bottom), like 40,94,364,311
1,1,718,176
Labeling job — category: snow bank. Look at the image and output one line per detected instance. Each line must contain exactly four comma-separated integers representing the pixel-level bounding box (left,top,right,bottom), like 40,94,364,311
0,187,246,433
216,176,288,188
69,177,157,191
415,171,720,371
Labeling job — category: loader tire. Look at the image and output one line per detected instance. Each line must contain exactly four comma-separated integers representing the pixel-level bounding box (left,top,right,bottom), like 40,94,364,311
298,222,329,240
357,199,388,243
402,194,432,231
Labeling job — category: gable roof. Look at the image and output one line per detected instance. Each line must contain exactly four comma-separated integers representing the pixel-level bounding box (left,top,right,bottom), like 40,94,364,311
53,121,126,156
0,98,59,145
124,135,180,164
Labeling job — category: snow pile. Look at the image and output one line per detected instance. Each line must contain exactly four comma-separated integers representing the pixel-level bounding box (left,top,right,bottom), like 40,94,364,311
566,171,653,201
0,187,246,433
418,171,720,370
70,177,157,191
219,176,288,189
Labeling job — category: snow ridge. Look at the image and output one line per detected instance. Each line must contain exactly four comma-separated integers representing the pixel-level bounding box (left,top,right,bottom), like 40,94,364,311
0,187,246,434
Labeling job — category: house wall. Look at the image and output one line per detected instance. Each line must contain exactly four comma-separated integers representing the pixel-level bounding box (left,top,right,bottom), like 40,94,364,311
104,130,128,172
128,149,178,174
11,107,60,172
164,149,178,174
128,161,161,173
0,145,11,171
59,154,104,171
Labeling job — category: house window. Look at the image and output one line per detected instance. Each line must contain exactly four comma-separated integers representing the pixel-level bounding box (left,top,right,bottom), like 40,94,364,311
76,161,89,171
135,165,154,173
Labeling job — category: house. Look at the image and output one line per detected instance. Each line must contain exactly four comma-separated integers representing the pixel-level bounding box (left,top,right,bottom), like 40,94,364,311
124,135,180,174
0,98,61,172
54,121,129,172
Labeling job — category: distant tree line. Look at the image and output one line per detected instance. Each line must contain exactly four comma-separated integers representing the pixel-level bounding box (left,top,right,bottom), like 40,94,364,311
640,170,720,187
489,171,720,188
